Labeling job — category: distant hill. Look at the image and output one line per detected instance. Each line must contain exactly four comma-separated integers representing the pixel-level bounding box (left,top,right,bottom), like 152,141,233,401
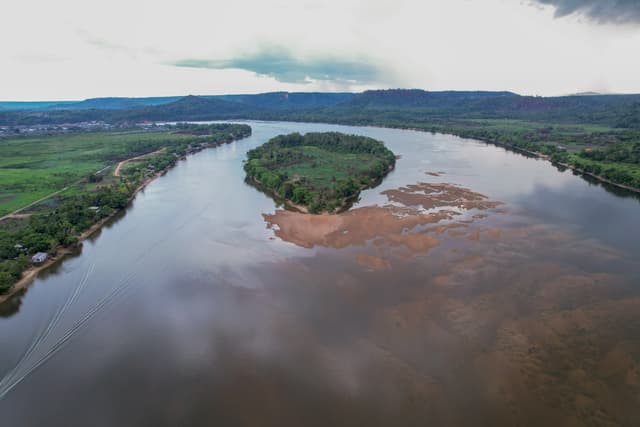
0,92,355,113
1,90,640,128
0,101,78,111
49,97,183,110
111,95,256,122
343,89,517,108
330,89,640,126
0,96,255,126
218,92,355,110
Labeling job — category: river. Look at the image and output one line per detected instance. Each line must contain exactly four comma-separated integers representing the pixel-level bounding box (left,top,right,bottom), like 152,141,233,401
1,121,639,426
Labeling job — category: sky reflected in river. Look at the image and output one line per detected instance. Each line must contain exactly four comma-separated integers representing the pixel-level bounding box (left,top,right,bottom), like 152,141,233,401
0,122,639,426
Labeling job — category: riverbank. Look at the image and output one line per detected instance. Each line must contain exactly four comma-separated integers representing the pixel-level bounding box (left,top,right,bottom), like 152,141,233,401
488,140,640,195
247,173,391,215
0,165,169,305
410,127,640,195
0,126,251,305
258,118,640,195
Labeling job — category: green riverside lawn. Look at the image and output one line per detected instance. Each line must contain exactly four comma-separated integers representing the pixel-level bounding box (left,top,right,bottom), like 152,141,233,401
244,132,396,214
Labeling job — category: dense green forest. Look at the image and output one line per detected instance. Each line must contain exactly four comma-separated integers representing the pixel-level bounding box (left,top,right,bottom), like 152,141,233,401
3,90,640,128
2,89,640,191
244,132,396,213
0,123,251,294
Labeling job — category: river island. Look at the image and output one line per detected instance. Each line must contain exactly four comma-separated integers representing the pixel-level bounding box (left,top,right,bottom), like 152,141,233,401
244,132,396,213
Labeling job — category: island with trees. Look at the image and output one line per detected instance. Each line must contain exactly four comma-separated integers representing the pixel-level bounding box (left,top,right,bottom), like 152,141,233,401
244,132,396,213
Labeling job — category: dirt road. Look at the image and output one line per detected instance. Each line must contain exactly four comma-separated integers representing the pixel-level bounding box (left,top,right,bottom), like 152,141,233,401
114,148,166,177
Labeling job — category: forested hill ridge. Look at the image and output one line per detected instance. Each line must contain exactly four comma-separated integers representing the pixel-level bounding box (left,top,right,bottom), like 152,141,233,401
2,90,640,128
342,89,519,108
244,132,396,213
216,92,355,110
0,92,355,114
110,96,255,122
327,89,640,127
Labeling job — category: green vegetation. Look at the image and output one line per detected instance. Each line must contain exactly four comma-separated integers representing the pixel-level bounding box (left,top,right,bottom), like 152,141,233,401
4,90,640,128
0,124,251,216
0,123,251,294
2,90,640,192
244,132,395,213
270,108,640,193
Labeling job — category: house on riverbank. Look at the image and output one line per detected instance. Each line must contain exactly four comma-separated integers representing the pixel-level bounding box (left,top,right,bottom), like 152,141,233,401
31,252,48,263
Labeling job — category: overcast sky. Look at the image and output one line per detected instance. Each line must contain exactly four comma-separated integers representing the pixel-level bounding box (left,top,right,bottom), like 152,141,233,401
3,0,640,100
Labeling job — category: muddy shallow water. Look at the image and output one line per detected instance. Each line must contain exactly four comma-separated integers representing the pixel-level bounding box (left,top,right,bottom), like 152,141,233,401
1,121,639,426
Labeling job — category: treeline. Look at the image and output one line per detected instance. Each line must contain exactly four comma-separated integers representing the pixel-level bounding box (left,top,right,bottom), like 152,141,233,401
437,126,640,191
254,110,640,192
247,132,395,158
578,142,640,165
420,124,640,191
245,132,395,213
0,123,251,294
0,185,129,292
172,122,251,142
560,156,640,189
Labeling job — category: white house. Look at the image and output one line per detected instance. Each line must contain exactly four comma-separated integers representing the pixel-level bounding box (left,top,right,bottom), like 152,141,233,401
31,252,48,263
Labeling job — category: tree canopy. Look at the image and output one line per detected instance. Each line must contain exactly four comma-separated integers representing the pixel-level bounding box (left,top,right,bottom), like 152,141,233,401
244,132,395,213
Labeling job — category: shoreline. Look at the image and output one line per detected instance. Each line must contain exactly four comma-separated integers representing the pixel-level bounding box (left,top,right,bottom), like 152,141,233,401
246,176,311,213
399,127,640,195
0,147,205,305
246,161,395,215
487,140,640,195
251,118,640,195
247,176,379,215
0,168,165,305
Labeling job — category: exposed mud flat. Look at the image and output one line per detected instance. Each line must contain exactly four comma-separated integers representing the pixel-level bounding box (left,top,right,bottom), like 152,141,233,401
263,183,504,255
251,218,640,426
258,180,640,424
381,182,502,211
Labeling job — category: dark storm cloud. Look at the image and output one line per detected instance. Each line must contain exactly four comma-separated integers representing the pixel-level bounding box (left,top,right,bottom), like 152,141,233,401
532,0,640,24
171,47,382,84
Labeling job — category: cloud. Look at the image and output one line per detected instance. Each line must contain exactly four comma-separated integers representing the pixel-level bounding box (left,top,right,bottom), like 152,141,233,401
77,28,161,58
531,0,640,24
170,47,384,84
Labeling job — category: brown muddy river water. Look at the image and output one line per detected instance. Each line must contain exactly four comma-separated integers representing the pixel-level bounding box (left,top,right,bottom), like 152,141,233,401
1,121,639,426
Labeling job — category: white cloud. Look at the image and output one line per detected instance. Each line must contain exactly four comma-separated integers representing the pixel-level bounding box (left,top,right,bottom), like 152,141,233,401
1,0,639,99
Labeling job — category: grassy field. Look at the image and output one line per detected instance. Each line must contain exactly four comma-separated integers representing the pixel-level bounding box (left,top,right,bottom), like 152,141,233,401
0,123,252,294
0,131,197,216
279,146,383,188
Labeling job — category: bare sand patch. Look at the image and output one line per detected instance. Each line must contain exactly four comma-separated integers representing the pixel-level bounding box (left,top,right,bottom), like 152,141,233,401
263,182,503,256
382,182,502,211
